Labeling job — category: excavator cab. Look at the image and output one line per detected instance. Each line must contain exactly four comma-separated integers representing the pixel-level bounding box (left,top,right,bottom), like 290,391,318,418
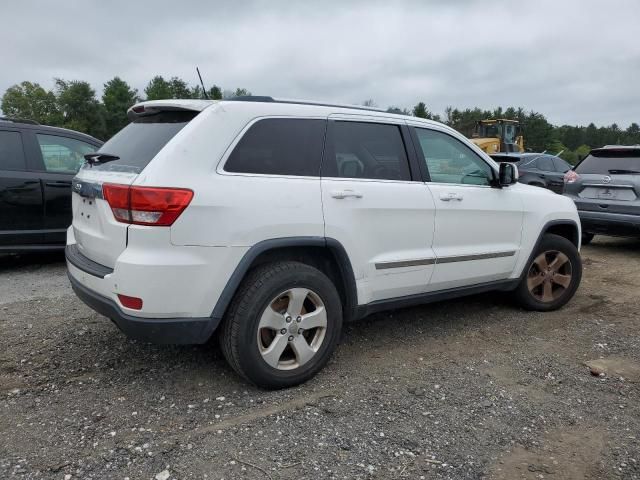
471,119,524,153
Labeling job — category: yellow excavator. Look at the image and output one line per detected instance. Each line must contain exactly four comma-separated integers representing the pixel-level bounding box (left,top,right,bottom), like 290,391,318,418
471,119,524,153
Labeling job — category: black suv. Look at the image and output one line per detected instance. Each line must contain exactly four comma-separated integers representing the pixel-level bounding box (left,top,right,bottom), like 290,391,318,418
491,152,572,194
0,118,102,253
563,146,640,243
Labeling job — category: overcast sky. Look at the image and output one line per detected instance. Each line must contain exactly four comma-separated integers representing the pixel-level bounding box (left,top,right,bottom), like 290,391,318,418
2,0,638,126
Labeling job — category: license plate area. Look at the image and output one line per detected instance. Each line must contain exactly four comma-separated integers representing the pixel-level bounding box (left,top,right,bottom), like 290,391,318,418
75,194,101,230
580,186,636,201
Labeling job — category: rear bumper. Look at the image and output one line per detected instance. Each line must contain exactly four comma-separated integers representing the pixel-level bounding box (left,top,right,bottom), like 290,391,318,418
579,210,640,237
67,271,220,344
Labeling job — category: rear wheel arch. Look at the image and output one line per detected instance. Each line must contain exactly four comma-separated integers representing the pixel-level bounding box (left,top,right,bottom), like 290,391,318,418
211,237,358,323
522,175,546,187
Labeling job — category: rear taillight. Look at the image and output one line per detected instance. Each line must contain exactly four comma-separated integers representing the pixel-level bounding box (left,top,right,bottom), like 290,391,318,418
102,184,193,226
564,170,580,183
102,184,131,222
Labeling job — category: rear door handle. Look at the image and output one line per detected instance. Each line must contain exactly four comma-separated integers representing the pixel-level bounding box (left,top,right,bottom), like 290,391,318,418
439,192,463,202
46,181,72,188
331,189,363,199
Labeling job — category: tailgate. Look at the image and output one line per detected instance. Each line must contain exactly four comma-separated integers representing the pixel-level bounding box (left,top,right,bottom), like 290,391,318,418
573,173,640,216
571,149,640,215
72,169,137,268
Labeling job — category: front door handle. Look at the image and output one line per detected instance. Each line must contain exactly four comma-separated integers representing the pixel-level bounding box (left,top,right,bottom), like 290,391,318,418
439,192,463,202
331,190,363,199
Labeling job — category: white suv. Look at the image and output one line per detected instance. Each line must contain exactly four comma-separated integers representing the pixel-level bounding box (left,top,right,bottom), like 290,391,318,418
66,97,582,388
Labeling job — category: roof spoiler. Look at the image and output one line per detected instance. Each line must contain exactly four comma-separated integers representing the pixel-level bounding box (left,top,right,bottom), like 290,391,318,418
127,100,215,121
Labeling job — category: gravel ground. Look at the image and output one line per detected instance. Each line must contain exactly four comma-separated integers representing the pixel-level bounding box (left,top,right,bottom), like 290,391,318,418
1,238,639,480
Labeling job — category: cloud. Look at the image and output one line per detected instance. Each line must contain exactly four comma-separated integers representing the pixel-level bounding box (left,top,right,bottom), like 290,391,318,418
1,0,638,126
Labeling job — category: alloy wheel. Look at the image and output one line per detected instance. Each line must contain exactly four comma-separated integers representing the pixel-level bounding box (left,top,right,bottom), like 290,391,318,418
256,288,328,370
526,250,573,303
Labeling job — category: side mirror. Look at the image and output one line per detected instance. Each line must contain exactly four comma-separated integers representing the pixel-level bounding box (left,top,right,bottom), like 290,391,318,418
498,162,518,187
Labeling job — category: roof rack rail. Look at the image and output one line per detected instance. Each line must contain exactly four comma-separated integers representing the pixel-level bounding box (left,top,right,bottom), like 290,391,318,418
0,116,40,125
601,144,640,149
226,95,275,103
223,96,387,113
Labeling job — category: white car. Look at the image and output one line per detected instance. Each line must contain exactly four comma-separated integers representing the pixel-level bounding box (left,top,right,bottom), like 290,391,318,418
66,97,582,388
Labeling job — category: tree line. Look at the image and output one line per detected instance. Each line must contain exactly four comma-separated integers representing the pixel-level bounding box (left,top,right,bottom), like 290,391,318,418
389,102,640,164
0,76,251,141
2,76,639,164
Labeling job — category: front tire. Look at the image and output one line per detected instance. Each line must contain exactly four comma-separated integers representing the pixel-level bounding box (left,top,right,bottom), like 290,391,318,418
514,234,582,311
219,261,343,389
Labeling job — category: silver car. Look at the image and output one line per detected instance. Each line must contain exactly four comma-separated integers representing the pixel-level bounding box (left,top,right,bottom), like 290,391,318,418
563,145,640,243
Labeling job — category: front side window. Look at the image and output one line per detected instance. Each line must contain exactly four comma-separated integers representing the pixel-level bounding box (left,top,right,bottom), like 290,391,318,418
415,128,493,185
225,118,325,176
37,134,97,174
322,121,411,181
0,130,26,171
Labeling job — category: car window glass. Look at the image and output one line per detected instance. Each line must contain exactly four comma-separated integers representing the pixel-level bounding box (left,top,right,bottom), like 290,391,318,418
415,128,493,185
536,156,555,172
37,134,97,174
91,111,196,174
576,153,640,174
0,130,27,171
322,121,411,181
225,118,325,176
553,157,570,173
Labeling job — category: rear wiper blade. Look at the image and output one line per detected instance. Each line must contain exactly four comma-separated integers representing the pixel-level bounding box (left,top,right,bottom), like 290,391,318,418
608,169,640,174
84,152,120,166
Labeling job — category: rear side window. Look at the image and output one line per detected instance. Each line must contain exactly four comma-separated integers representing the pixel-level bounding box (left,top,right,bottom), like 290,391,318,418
225,118,326,176
322,122,411,181
553,157,571,173
37,134,98,174
91,110,198,173
576,151,640,174
536,156,555,172
0,130,26,171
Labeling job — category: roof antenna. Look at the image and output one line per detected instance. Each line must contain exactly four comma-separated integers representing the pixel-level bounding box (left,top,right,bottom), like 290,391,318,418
196,67,209,100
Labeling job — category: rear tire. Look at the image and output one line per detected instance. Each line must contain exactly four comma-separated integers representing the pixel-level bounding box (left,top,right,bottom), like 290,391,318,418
514,234,582,311
581,233,595,245
219,261,343,389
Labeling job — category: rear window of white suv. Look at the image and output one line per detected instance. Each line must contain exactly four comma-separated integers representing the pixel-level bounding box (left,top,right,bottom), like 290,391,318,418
91,110,198,173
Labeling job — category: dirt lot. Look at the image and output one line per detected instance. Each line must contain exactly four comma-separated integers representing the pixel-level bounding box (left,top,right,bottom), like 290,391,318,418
1,238,639,480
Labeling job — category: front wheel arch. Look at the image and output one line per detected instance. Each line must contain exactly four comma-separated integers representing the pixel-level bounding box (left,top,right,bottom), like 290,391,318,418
513,233,582,311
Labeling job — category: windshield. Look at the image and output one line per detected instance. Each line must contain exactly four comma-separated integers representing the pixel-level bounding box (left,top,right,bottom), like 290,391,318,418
87,110,198,173
576,152,640,175
479,123,502,138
